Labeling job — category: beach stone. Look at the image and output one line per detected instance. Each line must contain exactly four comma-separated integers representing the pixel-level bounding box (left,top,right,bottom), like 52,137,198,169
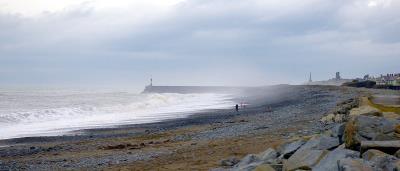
337,159,374,171
362,149,399,170
277,140,306,159
234,154,260,168
284,149,328,171
297,135,339,152
258,148,278,162
313,148,360,171
360,140,400,155
220,157,240,167
253,164,276,171
344,115,400,150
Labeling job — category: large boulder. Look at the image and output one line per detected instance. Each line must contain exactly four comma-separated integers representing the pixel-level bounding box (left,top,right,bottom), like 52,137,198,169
337,159,374,171
362,149,399,171
362,149,389,160
277,140,306,159
344,115,400,150
297,135,340,152
258,148,278,163
360,140,400,155
283,149,328,171
313,148,360,171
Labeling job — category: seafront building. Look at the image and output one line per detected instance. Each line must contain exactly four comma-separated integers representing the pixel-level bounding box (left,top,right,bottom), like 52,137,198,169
363,73,400,86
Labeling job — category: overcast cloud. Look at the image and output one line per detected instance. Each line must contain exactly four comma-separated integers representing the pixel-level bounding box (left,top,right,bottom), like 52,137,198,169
0,0,399,90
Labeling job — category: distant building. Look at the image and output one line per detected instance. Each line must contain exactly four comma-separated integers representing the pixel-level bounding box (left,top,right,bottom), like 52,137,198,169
306,72,351,86
336,72,341,80
396,77,400,86
367,73,400,86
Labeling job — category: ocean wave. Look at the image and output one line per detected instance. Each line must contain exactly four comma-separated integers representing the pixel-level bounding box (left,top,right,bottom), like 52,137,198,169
0,92,234,139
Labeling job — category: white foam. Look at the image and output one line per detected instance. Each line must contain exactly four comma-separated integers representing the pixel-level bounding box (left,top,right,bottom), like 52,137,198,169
0,92,234,140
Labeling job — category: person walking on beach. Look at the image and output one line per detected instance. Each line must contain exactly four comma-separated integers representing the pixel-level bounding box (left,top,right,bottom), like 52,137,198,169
235,104,239,112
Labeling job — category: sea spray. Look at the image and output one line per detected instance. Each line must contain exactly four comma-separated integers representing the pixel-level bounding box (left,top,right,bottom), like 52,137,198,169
0,89,234,140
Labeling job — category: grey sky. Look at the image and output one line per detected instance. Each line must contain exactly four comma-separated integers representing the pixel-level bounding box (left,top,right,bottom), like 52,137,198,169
0,0,399,90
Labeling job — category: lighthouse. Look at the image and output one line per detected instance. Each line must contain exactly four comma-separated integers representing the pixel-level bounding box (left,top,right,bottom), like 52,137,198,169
150,77,153,87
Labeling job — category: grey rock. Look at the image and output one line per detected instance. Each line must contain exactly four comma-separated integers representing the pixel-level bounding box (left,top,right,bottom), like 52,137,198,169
360,140,400,155
374,133,395,141
297,135,339,152
362,149,398,171
234,154,260,168
277,140,306,159
313,148,360,171
357,115,398,135
259,148,278,162
337,159,374,171
220,157,240,167
362,149,389,160
284,149,328,171
332,123,346,143
344,115,400,150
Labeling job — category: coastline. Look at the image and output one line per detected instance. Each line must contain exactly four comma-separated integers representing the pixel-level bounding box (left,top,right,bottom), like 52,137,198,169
0,85,361,170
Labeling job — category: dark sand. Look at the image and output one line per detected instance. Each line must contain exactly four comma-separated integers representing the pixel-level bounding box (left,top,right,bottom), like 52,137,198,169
0,85,361,170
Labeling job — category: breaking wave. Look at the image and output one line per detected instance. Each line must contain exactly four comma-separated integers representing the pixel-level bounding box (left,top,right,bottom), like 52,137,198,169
0,90,234,140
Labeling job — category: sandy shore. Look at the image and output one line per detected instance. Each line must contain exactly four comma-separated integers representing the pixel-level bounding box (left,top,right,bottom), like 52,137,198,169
0,85,361,170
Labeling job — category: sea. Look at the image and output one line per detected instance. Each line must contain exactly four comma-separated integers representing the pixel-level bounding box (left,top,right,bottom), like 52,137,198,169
0,87,234,140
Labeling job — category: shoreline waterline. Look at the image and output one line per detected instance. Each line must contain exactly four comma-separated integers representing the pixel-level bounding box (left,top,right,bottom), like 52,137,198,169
0,90,236,140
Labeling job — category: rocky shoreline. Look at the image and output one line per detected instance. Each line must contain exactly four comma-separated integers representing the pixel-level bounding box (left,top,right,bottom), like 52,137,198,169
214,89,400,171
1,85,392,170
